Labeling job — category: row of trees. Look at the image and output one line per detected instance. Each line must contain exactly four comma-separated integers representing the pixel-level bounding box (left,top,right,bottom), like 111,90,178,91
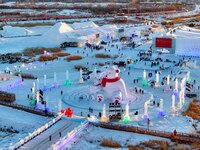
1,0,130,3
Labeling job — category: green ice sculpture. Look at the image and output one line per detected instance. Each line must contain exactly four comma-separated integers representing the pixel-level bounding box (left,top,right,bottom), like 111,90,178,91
65,70,71,86
30,99,36,106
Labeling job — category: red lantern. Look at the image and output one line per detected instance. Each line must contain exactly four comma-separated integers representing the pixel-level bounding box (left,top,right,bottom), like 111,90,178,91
65,107,73,118
61,109,65,114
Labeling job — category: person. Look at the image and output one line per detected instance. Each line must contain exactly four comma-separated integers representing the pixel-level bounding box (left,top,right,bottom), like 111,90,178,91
59,132,61,137
134,111,138,115
173,129,177,136
99,112,102,118
49,135,51,141
81,112,83,116
61,91,63,95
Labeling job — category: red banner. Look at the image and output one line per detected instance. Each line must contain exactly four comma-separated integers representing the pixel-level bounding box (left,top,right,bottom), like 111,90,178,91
156,38,172,48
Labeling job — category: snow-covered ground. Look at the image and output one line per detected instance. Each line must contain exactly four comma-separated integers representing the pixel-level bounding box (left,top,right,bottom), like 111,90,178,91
0,21,200,149
0,105,50,148
0,26,52,37
72,126,170,150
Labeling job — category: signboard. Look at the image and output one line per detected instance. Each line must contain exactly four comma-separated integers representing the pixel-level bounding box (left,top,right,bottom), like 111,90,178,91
156,38,172,48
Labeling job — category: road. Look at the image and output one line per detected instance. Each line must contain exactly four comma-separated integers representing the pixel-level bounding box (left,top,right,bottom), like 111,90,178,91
20,119,80,150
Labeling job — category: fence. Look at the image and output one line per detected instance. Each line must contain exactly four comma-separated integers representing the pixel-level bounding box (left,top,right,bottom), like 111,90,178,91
91,122,200,144
49,120,89,150
8,114,62,150
0,101,55,117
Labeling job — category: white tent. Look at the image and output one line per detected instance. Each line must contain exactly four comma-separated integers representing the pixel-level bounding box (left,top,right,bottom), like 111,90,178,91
42,21,119,46
70,21,99,30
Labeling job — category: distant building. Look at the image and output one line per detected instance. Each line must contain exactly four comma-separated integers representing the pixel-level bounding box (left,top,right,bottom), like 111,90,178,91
114,13,128,22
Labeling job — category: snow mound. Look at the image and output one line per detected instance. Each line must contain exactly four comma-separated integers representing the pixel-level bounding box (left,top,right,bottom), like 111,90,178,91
2,26,33,37
42,22,74,45
44,22,74,35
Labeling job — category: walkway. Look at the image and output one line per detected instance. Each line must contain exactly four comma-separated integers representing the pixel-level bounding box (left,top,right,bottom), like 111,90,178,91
20,119,80,150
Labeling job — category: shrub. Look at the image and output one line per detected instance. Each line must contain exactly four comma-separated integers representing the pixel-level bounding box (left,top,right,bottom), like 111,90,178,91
13,52,23,57
192,142,200,149
101,139,121,148
23,47,46,56
0,91,16,102
182,100,200,121
53,52,70,57
128,145,144,150
173,144,190,150
161,21,167,25
38,55,58,62
151,25,159,28
165,24,172,28
15,72,37,79
135,139,196,150
66,55,82,61
98,63,105,66
48,48,62,53
23,51,36,57
139,140,169,149
95,54,111,58
170,17,185,23
23,47,62,57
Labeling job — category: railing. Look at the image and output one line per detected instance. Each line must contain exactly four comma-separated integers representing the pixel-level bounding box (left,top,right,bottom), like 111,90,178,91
49,120,89,150
9,114,62,150
0,101,55,117
91,122,200,144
